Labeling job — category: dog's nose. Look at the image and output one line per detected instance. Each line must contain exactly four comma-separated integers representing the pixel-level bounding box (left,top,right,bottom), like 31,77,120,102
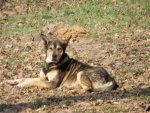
52,54,57,59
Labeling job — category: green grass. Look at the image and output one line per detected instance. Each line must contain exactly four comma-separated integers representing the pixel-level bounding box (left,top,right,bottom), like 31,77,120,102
0,0,149,38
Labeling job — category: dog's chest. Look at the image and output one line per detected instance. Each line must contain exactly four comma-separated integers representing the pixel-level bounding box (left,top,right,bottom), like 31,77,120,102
46,70,59,82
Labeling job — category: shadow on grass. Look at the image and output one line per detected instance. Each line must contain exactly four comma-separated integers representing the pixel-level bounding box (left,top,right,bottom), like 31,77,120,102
0,86,150,112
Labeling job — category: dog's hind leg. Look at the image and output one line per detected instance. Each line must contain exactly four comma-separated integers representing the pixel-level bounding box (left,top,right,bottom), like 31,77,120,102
77,71,93,92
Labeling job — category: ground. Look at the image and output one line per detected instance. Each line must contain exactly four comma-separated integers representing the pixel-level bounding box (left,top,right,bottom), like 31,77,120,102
0,0,150,113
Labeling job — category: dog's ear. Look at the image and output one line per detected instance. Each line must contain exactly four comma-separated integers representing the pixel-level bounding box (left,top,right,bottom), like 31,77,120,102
62,38,70,50
41,32,49,49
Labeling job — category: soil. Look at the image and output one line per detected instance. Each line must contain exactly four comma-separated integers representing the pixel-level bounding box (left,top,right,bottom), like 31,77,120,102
0,23,150,113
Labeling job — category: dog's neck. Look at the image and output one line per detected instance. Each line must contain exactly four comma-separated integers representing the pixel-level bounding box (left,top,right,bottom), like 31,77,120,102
43,53,71,74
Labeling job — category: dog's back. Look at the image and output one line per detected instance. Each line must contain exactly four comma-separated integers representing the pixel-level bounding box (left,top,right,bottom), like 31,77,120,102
58,57,118,92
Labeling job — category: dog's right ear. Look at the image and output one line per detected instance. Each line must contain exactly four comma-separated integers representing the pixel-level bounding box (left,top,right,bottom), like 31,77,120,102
41,32,48,49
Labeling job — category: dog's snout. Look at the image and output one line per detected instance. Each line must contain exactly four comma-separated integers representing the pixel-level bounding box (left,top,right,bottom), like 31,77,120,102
52,54,57,60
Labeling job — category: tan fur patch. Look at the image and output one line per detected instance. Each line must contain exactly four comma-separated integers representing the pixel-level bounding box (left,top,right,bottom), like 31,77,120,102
77,71,92,91
46,70,59,84
39,70,47,80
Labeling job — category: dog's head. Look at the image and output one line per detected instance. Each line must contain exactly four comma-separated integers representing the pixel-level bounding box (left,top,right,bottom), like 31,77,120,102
41,34,70,66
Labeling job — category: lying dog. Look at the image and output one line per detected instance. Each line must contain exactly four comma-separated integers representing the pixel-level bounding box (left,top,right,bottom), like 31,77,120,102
5,34,118,92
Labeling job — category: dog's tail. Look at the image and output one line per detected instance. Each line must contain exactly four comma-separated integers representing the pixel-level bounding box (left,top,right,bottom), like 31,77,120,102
96,67,119,91
112,81,119,90
92,81,118,92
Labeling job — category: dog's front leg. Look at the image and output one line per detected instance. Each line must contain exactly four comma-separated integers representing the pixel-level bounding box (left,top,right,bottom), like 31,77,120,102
17,78,56,88
4,78,57,88
4,79,25,85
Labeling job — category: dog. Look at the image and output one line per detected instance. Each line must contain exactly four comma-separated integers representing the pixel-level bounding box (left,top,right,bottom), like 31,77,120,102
5,33,118,93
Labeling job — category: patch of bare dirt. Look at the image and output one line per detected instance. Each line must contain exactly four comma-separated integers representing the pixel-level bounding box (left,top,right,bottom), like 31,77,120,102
0,23,150,113
42,23,87,41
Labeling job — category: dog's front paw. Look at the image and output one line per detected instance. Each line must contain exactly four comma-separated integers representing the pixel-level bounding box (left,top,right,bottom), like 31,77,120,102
3,80,20,85
57,86,64,91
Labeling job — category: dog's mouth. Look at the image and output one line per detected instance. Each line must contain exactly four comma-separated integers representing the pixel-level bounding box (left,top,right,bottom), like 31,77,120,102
49,61,58,66
46,58,59,66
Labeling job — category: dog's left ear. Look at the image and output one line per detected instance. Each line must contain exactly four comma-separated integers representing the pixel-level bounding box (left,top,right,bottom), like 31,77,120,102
62,38,70,50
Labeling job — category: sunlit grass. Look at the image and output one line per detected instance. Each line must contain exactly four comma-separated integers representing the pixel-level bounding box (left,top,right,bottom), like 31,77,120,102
1,0,149,38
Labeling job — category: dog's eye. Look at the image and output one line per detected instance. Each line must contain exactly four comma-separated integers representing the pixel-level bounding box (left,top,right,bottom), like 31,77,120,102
57,48,62,52
49,47,53,50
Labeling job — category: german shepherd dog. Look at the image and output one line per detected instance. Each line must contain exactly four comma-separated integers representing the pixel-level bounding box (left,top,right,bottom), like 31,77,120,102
5,34,118,93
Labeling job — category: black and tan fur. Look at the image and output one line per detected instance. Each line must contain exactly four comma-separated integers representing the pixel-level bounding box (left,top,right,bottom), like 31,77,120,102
5,34,118,92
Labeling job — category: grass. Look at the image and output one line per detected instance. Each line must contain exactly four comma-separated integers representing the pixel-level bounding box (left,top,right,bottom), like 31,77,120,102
0,0,149,39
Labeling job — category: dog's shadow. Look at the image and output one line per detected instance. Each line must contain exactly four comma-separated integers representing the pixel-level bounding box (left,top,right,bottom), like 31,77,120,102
0,86,150,112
